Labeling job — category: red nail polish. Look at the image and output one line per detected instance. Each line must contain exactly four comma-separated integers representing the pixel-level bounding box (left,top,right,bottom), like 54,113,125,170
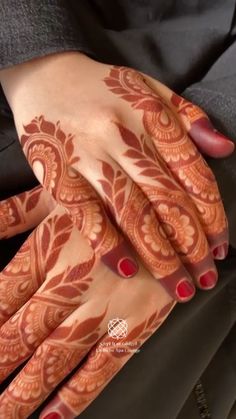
199,271,217,289
42,413,61,419
213,243,228,260
118,258,138,278
176,280,195,300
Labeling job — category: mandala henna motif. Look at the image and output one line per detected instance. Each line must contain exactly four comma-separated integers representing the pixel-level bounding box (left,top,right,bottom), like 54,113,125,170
98,138,208,280
98,159,183,277
104,67,227,245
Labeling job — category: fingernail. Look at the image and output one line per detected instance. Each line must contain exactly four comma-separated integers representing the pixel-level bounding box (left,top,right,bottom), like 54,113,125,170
199,271,217,289
101,242,139,278
42,413,61,419
118,258,138,278
176,280,195,300
213,243,228,260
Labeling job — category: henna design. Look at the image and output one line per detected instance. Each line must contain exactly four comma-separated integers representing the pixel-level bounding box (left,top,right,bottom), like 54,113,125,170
0,211,96,384
0,307,107,418
0,198,19,235
20,117,122,259
115,123,208,265
0,186,52,239
104,67,227,246
40,301,175,418
98,159,185,279
0,237,38,326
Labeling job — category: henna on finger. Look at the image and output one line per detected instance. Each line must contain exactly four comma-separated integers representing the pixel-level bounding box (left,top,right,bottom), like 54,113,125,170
19,115,196,301
20,117,138,279
0,186,53,239
98,159,196,300
170,93,234,159
104,67,228,278
0,209,98,384
0,306,109,418
39,301,175,419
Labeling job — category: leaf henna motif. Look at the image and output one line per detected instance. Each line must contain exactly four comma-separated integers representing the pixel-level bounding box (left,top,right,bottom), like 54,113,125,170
0,309,107,417
20,117,120,259
99,162,127,217
104,66,227,243
0,212,96,388
39,300,175,418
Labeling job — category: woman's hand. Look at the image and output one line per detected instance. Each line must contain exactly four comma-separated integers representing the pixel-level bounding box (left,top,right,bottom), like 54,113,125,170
0,52,234,301
0,194,174,419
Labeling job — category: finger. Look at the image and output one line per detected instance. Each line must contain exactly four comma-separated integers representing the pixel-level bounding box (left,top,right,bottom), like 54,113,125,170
139,75,235,158
19,117,193,301
0,205,139,384
20,118,138,279
104,67,229,264
40,297,175,419
108,121,218,291
0,300,110,418
170,93,235,158
80,155,195,302
0,206,74,327
0,185,54,239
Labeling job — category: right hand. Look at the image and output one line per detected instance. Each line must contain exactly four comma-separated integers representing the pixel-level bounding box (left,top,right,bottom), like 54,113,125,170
0,191,174,419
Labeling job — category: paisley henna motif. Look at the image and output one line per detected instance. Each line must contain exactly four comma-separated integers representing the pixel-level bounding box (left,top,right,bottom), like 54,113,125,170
20,117,122,260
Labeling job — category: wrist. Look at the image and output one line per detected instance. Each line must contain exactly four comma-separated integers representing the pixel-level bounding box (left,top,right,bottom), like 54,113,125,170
0,51,89,113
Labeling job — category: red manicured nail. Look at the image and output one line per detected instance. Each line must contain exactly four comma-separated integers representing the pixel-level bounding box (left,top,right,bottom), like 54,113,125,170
176,280,195,300
118,258,138,278
213,243,228,260
42,413,61,419
199,271,217,289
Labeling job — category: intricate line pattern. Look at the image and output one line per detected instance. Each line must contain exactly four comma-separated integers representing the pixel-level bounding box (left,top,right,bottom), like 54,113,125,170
104,67,227,241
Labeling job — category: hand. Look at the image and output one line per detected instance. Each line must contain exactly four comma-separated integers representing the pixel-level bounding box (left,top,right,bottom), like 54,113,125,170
0,191,174,418
0,52,234,301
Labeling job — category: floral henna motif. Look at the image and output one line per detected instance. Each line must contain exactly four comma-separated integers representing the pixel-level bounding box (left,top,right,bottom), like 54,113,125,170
104,67,227,245
98,159,184,279
98,136,208,278
41,301,175,418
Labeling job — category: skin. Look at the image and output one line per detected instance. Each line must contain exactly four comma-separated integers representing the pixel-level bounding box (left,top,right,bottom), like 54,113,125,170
0,194,174,418
0,52,234,418
0,52,234,301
